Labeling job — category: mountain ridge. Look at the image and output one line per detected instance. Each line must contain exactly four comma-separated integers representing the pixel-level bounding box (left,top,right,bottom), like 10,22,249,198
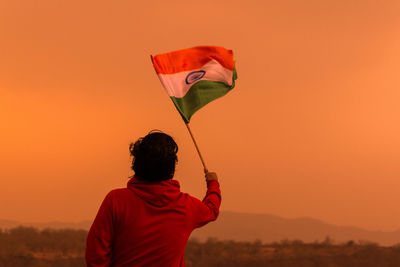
2,211,399,246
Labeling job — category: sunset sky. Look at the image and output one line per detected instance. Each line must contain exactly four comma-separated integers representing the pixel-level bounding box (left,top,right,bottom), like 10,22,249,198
1,0,400,232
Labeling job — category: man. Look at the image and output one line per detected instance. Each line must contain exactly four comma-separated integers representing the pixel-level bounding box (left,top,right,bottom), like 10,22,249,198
86,131,221,266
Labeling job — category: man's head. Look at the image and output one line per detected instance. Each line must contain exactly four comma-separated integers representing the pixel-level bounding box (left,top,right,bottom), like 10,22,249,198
129,130,178,181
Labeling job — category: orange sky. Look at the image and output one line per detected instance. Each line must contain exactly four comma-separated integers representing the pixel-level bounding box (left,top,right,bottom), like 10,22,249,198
1,0,400,231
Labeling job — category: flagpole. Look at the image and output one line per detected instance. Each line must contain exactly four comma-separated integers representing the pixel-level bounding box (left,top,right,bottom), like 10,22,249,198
185,123,208,173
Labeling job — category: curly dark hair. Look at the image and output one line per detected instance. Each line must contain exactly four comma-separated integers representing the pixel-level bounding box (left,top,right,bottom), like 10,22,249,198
129,130,178,181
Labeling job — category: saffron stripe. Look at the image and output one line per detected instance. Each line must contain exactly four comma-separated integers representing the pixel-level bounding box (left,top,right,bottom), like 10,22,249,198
151,46,234,74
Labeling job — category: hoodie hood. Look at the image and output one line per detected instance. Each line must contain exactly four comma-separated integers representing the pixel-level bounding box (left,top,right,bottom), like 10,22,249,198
127,177,182,207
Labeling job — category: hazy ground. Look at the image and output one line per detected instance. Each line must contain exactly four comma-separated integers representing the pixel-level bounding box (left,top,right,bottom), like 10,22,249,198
1,227,400,267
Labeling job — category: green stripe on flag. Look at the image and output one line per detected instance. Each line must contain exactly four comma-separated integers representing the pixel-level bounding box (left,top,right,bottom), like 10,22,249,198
171,67,237,123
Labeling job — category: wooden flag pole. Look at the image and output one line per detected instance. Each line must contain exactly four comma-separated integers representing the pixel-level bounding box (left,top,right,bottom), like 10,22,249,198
185,123,208,173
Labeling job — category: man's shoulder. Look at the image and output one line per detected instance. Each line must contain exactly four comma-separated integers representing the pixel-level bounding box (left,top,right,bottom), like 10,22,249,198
179,192,202,205
106,188,131,198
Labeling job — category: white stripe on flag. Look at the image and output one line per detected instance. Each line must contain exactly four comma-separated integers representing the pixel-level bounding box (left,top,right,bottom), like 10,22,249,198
157,59,233,98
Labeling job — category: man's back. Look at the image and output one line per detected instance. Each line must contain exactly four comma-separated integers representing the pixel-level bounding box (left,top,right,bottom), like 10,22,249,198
86,176,221,267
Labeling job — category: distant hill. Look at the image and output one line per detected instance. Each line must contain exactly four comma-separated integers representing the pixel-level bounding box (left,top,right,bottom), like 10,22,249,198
2,211,400,246
191,211,400,246
0,219,91,231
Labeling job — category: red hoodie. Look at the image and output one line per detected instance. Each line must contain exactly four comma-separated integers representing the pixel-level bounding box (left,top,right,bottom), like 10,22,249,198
85,177,221,267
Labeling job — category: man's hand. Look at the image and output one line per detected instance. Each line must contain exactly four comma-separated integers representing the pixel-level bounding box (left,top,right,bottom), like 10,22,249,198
205,171,218,182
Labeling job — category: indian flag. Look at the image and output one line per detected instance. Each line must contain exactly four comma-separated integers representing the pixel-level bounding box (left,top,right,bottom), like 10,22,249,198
151,46,237,123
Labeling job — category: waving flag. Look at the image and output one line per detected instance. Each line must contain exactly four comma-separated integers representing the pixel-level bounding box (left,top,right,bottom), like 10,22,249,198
151,46,237,123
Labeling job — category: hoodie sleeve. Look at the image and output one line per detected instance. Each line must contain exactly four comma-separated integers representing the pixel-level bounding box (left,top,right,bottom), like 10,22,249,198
86,191,115,267
193,180,222,229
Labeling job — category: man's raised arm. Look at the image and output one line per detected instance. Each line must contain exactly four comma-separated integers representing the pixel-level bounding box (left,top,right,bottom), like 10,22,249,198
192,171,222,229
